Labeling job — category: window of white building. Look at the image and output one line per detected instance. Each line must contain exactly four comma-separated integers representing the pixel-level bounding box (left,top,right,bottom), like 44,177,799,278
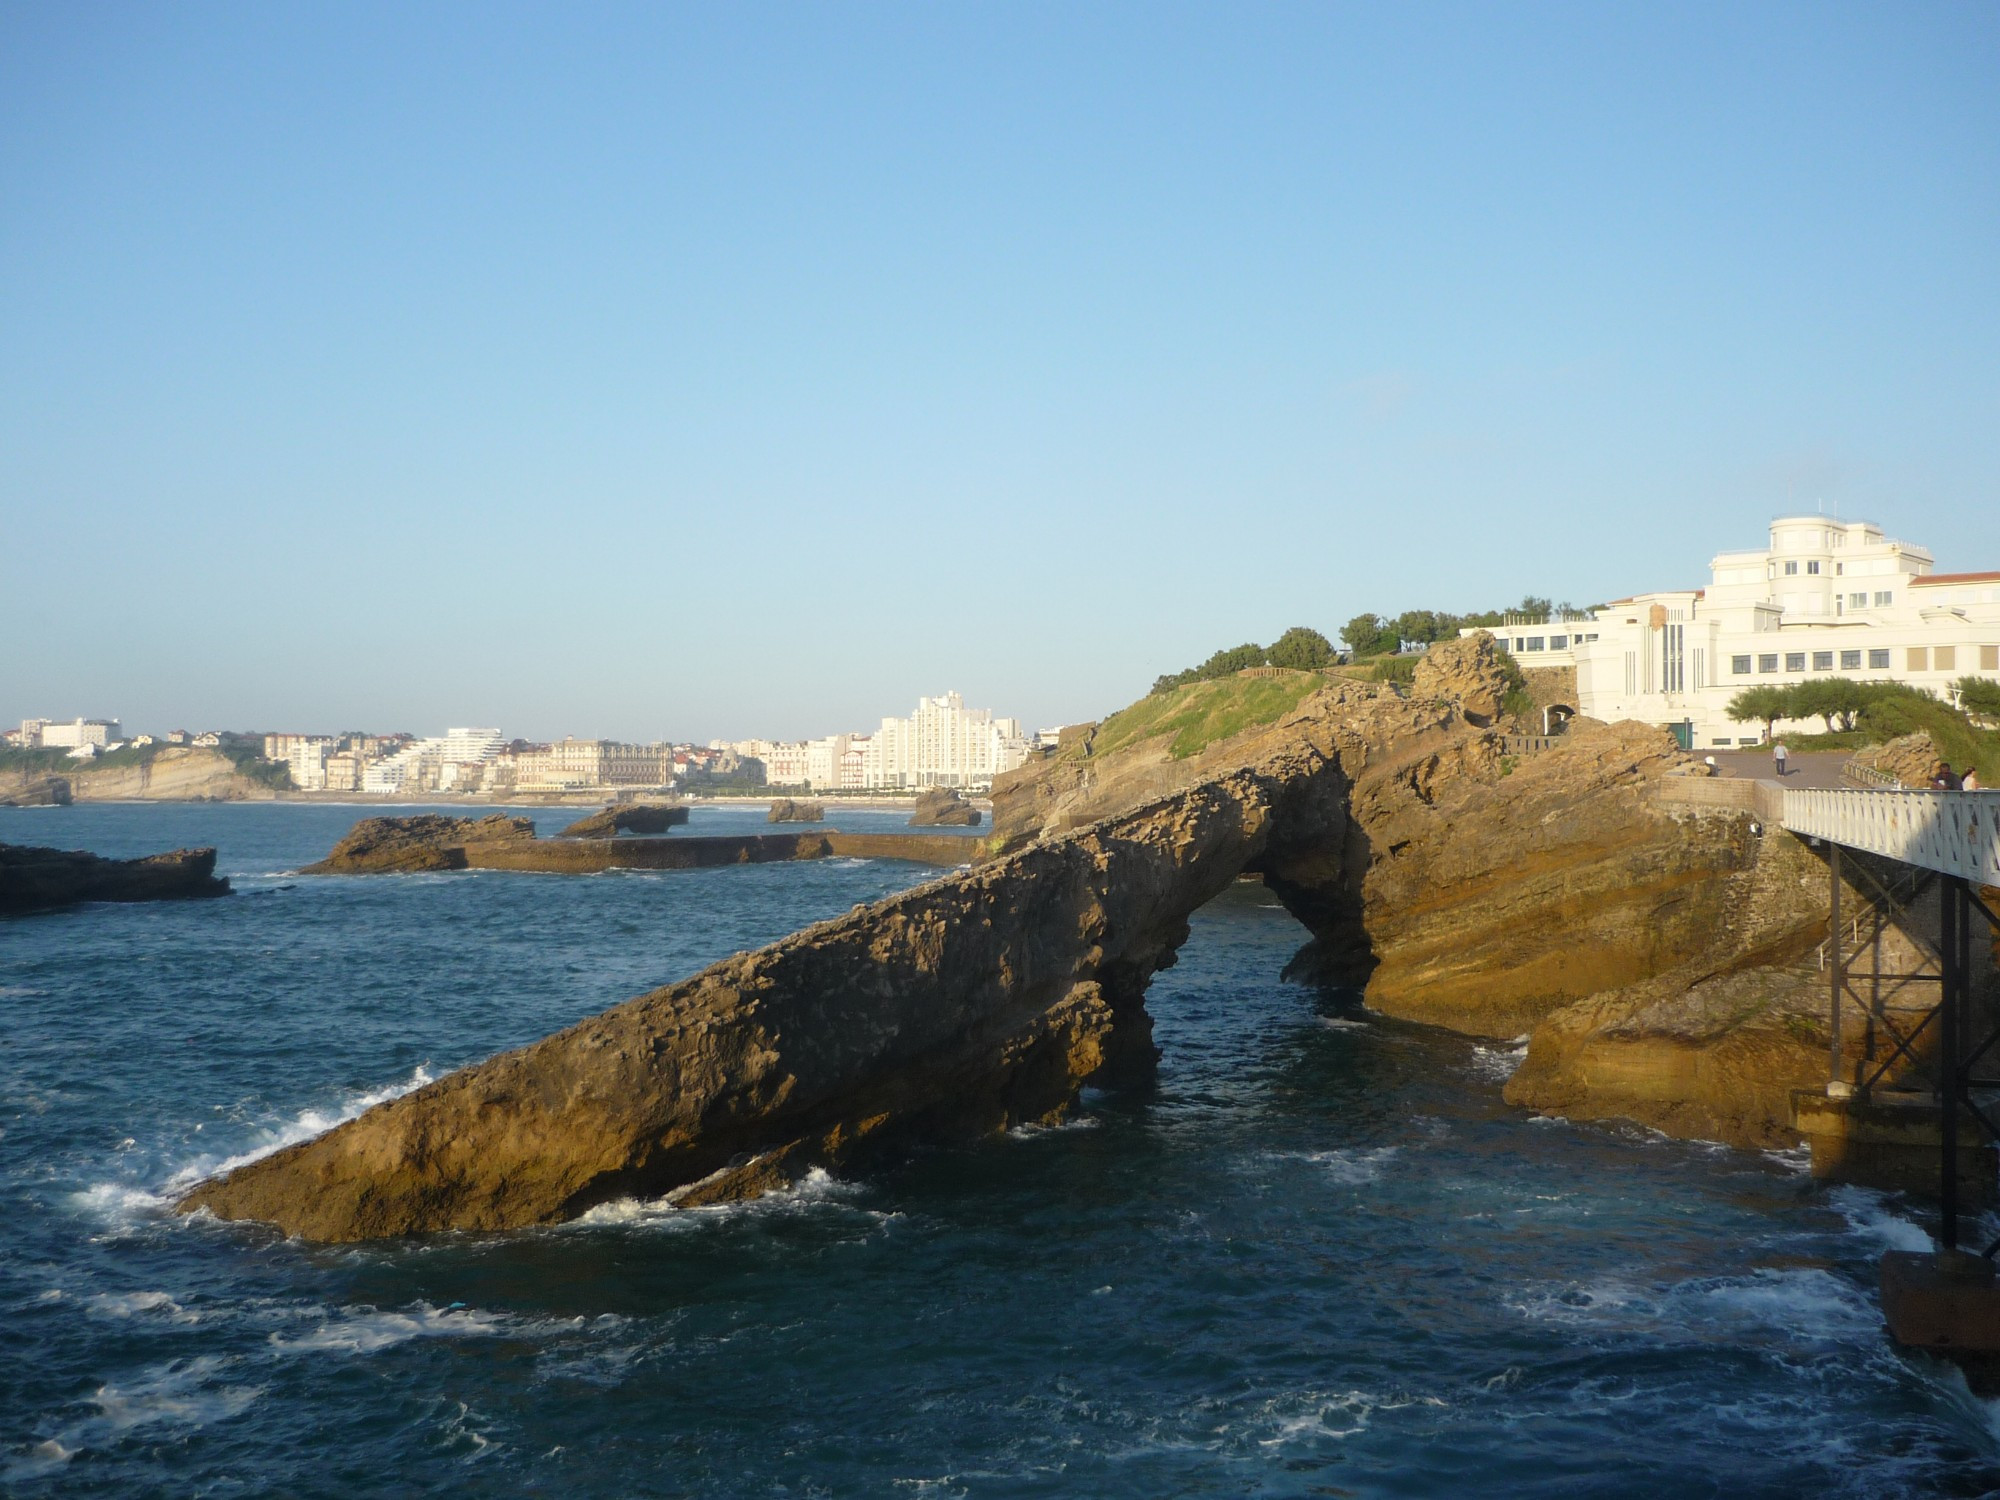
1869,649,1890,669
1732,654,1752,675
1785,652,1805,672
1841,650,1861,670
1758,654,1778,673
1875,591,1893,606
1812,651,1833,670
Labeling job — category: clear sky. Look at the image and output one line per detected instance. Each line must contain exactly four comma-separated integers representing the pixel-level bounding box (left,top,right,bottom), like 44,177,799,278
3,2,1996,743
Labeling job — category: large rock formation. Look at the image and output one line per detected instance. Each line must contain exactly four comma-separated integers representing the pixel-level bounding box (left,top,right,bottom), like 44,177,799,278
1850,732,1941,788
557,804,691,838
178,634,1865,1240
302,815,537,873
910,788,981,827
0,748,275,803
181,757,1349,1240
767,800,824,823
1,843,230,913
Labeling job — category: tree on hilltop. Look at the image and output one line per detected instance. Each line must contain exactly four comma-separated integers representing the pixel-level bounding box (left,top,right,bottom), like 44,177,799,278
1267,626,1335,670
1342,613,1393,658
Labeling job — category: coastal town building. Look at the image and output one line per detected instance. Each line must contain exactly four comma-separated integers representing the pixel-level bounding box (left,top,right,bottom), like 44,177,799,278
15,717,122,750
1465,517,2000,747
513,738,670,792
864,692,1030,790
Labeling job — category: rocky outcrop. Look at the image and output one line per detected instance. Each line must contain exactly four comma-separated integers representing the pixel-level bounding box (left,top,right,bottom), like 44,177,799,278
178,633,1864,1240
1411,629,1507,725
181,760,1347,1240
557,804,690,838
0,777,71,807
910,788,981,827
767,800,824,823
1,843,230,913
1850,732,1940,788
301,815,537,873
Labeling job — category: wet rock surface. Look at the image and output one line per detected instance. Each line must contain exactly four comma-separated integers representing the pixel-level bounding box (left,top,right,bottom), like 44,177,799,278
1,842,229,913
767,799,824,823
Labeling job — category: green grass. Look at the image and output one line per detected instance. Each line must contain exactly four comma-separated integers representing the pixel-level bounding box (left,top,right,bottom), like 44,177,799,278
1090,671,1321,761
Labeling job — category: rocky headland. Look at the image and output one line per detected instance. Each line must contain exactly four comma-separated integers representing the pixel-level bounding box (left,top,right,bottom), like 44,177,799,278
556,804,691,838
910,788,981,827
2,842,230,914
179,632,1893,1241
0,747,277,803
0,777,72,807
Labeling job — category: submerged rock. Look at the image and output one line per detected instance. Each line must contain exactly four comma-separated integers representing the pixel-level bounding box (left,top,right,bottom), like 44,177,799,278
301,815,536,873
1,842,229,913
767,800,824,823
909,788,981,827
556,804,690,838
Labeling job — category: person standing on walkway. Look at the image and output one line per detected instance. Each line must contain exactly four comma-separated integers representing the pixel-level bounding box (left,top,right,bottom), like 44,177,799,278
1773,741,1788,778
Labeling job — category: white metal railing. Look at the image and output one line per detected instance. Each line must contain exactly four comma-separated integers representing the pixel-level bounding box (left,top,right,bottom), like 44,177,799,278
1782,787,2000,884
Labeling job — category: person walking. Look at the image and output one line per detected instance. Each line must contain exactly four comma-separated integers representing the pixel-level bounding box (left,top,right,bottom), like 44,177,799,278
1963,767,1983,791
1773,740,1788,778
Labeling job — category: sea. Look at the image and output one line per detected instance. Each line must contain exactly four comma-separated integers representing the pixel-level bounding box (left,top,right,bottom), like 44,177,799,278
3,801,1998,1498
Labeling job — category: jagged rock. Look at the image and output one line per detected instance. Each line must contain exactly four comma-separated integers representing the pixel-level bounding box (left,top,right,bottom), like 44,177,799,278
0,777,71,807
1850,732,1940,788
180,657,1875,1242
909,788,981,827
180,761,1344,1240
557,804,690,838
1410,630,1509,726
1,843,229,913
767,800,824,823
301,815,535,874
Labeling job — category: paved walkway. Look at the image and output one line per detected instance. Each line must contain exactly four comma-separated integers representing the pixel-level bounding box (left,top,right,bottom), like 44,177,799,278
1707,748,1851,789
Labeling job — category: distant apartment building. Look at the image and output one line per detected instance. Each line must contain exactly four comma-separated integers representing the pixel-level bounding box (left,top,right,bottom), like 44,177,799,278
264,734,339,791
1460,517,2000,747
17,717,121,750
323,750,366,793
864,692,1029,790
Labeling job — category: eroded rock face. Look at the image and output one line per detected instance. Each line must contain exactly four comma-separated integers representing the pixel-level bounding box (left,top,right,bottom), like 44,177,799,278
177,630,1861,1240
1,843,229,913
179,759,1348,1240
301,815,536,873
1411,629,1507,725
556,804,690,838
0,777,71,807
910,788,981,827
767,800,824,823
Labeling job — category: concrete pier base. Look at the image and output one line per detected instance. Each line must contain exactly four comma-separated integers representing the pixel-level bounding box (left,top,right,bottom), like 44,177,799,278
1881,1251,2000,1354
1791,1089,1996,1207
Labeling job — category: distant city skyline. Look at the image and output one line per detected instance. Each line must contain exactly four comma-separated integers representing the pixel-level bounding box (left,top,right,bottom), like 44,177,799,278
4,4,1995,740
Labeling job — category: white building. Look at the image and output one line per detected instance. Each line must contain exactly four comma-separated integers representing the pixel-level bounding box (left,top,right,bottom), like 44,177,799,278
23,718,121,750
1467,517,2000,748
863,691,1030,790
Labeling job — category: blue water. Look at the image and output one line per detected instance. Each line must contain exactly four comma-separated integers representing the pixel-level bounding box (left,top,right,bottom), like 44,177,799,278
4,803,1999,1497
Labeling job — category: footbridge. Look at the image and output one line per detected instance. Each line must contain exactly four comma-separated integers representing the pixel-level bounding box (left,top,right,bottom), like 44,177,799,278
1778,784,2000,1355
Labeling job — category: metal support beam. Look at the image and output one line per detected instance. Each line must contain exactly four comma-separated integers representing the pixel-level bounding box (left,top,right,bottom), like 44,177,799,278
1829,844,1844,1090
1941,875,1962,1250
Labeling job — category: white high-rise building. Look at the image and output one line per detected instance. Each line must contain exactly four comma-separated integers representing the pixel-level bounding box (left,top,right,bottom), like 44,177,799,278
863,692,1030,790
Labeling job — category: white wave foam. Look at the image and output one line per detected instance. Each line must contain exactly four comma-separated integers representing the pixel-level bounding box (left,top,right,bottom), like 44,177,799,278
1301,1145,1400,1185
1007,1115,1101,1140
3,1354,266,1474
1826,1186,1935,1253
161,1064,437,1195
1254,1387,1448,1447
1315,1015,1370,1032
86,1290,198,1323
569,1166,881,1231
1468,1036,1530,1081
270,1302,512,1355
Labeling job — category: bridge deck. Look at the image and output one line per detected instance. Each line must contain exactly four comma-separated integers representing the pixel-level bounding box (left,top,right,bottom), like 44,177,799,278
1782,787,2000,884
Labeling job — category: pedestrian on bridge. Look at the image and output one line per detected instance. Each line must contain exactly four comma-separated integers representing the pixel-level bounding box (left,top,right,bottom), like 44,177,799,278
1773,741,1788,778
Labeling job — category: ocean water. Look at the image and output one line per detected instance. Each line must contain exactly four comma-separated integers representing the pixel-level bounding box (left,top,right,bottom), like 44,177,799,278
3,802,1998,1498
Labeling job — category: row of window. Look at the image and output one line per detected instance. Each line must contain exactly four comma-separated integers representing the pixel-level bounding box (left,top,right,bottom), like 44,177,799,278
1731,644,1995,676
1509,632,1599,653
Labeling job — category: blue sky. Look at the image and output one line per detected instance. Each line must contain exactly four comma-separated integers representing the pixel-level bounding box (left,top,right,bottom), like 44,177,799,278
3,2,1995,741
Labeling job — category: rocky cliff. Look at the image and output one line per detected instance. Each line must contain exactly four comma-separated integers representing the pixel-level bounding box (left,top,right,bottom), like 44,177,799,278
0,748,277,802
302,815,537,873
1,843,230,913
179,633,1858,1240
